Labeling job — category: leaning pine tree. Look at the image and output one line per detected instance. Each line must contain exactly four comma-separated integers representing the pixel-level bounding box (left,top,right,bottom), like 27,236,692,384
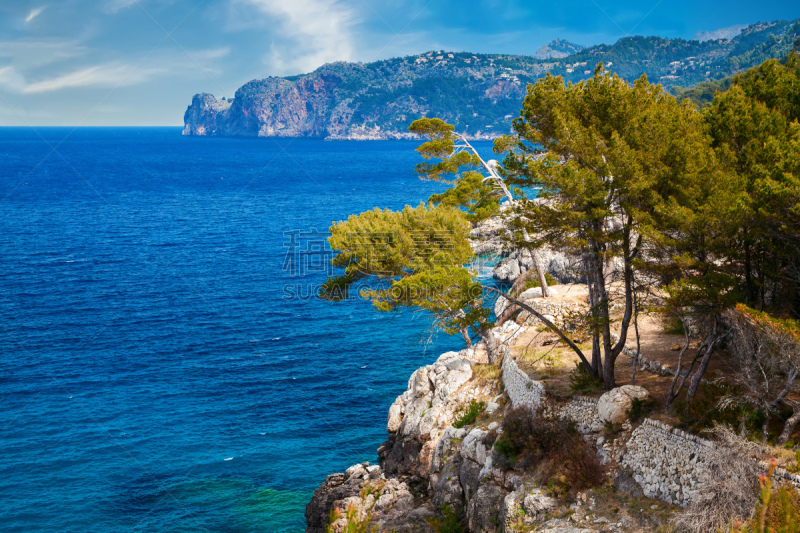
495,64,722,389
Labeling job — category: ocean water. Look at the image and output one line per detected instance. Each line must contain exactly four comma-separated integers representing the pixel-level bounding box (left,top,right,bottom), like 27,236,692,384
0,128,495,533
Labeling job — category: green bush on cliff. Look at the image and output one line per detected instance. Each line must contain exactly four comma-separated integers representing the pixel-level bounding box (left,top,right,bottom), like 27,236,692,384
494,407,604,498
452,400,486,429
425,504,467,533
524,273,558,290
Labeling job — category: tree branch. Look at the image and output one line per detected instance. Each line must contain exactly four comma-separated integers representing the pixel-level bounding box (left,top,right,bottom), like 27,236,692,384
483,285,593,372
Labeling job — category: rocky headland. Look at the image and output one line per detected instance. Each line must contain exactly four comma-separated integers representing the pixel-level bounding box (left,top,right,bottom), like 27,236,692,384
183,21,800,140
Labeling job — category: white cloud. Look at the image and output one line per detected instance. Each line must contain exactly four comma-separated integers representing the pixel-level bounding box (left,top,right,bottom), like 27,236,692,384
23,63,164,93
0,40,88,68
104,0,139,13
235,0,358,74
194,46,231,61
25,6,46,23
0,66,26,92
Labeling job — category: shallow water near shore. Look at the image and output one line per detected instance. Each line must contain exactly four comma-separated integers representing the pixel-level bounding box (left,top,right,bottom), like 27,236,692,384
0,128,498,532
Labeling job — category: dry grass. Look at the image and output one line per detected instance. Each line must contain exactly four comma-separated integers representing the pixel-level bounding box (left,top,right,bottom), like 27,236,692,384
671,425,766,533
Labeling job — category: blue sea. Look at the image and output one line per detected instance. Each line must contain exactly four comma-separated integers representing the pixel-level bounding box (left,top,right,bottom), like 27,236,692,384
0,128,495,533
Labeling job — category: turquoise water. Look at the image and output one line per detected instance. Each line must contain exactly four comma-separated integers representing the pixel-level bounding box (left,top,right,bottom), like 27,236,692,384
0,128,496,532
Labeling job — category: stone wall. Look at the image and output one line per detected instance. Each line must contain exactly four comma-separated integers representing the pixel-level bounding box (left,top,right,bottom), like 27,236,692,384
620,419,713,506
501,354,545,410
557,396,602,432
516,299,583,328
768,464,800,490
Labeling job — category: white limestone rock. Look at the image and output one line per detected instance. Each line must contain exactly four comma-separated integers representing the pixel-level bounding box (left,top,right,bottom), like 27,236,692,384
519,286,559,300
387,400,403,432
523,490,557,518
597,385,651,426
460,428,488,465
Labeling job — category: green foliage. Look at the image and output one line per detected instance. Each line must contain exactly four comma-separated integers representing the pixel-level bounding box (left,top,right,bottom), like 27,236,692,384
627,397,655,422
663,316,686,335
496,60,722,387
524,272,558,290
425,505,467,533
452,400,486,429
673,381,743,432
409,117,502,222
494,407,604,498
671,77,735,108
568,362,604,394
703,52,800,312
321,203,491,338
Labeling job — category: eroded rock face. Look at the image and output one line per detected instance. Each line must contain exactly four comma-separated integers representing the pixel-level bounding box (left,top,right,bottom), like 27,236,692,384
597,385,651,426
492,248,582,285
381,350,495,482
466,482,506,532
182,94,232,136
308,338,589,532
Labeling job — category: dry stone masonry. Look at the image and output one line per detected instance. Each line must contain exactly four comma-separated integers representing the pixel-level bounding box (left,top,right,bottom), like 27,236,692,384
558,396,602,432
501,354,545,410
620,419,713,506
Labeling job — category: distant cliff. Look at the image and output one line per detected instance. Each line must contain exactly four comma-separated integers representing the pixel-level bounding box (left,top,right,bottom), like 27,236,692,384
184,20,800,140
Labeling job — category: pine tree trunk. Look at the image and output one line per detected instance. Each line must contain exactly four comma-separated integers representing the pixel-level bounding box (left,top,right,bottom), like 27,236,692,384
586,262,602,378
592,242,615,390
521,228,548,298
777,407,800,445
482,330,500,365
461,327,473,349
685,319,722,406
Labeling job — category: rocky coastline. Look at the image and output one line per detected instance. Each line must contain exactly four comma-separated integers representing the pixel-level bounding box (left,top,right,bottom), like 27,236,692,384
304,213,799,532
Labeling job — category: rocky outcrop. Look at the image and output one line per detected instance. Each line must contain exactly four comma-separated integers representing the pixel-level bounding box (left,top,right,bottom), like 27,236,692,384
182,94,231,136
305,462,425,533
491,248,581,285
306,330,578,532
380,350,486,484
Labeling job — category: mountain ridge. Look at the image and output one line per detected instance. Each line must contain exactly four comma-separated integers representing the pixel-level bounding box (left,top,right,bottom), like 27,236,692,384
183,19,800,140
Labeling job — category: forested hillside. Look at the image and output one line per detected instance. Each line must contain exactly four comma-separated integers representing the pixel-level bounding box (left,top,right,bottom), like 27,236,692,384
183,19,800,139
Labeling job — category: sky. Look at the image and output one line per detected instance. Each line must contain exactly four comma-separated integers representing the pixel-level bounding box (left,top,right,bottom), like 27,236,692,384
0,0,798,126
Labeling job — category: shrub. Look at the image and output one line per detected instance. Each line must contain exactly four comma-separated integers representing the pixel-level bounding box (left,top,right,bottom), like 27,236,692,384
725,460,800,533
663,316,686,335
494,406,604,498
325,483,381,533
673,381,742,432
568,362,604,394
761,483,800,532
425,504,466,533
524,272,558,290
628,397,655,422
672,425,765,533
452,400,486,429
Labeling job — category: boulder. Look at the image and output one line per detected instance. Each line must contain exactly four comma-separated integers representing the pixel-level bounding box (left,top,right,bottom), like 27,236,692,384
523,490,557,519
519,286,559,300
597,385,651,426
460,429,488,464
614,470,645,498
492,255,521,284
387,401,402,432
